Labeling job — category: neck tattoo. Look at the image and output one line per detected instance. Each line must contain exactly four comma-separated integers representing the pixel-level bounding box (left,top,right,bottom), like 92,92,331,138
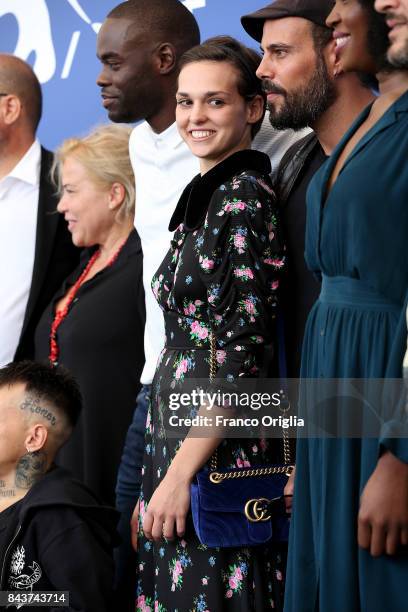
0,479,16,499
15,451,47,489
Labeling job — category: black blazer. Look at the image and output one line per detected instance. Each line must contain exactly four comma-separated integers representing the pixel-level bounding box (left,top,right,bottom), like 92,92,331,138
14,147,80,360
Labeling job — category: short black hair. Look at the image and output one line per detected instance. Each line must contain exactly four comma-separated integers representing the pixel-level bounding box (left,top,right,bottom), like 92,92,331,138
310,23,333,53
357,0,394,72
0,361,82,429
179,35,265,138
108,0,200,58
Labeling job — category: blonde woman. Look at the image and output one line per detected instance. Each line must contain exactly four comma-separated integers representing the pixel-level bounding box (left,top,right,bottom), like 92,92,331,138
34,124,145,505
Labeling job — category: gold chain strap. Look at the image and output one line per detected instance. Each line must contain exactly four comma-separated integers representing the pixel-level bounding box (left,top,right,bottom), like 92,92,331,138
209,464,293,484
209,333,218,474
281,397,292,466
207,332,293,483
209,331,217,383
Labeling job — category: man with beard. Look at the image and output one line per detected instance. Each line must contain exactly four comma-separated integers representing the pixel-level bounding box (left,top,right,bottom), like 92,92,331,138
376,0,408,67
244,4,408,610
241,0,375,379
242,0,376,517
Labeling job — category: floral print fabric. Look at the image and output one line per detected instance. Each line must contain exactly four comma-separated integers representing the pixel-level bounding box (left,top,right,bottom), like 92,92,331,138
136,157,286,611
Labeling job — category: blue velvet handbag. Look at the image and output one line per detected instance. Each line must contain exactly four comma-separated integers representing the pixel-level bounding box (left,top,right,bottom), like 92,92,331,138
190,462,292,547
190,325,293,548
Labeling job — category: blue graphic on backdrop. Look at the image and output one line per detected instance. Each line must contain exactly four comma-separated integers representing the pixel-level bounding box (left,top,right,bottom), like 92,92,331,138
0,0,262,149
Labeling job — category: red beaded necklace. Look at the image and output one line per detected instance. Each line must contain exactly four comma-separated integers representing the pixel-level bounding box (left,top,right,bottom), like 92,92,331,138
49,239,126,366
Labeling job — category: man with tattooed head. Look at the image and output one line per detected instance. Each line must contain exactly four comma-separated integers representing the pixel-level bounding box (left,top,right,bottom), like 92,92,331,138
0,361,118,611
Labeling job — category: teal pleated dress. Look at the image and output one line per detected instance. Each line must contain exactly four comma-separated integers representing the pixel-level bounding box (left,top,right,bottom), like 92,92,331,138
285,91,408,612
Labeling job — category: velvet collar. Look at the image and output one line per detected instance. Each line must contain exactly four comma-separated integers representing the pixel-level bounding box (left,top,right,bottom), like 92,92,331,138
168,149,271,232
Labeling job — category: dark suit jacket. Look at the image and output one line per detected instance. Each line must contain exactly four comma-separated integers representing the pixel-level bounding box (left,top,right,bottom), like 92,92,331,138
14,147,80,360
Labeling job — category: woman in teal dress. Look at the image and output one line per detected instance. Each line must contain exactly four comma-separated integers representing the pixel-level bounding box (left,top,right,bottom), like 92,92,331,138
285,2,408,611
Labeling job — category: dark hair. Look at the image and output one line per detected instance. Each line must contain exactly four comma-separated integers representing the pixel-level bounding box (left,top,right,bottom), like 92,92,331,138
357,0,394,73
310,23,333,53
108,0,200,58
0,361,82,429
179,36,265,138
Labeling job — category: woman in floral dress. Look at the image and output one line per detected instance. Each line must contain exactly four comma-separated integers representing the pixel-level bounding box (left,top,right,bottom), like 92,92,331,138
136,36,286,611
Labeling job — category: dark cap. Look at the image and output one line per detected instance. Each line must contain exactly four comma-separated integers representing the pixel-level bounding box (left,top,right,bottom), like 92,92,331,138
241,0,333,42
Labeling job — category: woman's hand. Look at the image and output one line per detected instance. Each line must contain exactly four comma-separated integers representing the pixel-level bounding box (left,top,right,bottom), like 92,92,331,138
141,432,221,542
358,451,408,556
131,499,140,551
142,467,192,541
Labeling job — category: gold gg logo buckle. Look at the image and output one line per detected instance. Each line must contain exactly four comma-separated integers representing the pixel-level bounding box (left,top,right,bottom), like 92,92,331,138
244,497,272,522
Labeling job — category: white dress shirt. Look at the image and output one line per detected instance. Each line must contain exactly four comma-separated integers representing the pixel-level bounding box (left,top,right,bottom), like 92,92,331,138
130,116,310,384
0,140,41,366
131,122,199,384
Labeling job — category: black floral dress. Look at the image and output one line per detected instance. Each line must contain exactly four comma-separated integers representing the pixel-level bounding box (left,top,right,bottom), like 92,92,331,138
136,150,287,612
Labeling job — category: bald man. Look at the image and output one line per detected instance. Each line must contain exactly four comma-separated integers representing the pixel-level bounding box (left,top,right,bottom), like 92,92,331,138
0,54,79,365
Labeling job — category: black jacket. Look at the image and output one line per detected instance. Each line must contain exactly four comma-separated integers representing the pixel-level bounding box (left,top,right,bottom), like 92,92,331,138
14,148,80,361
0,467,119,611
272,132,319,207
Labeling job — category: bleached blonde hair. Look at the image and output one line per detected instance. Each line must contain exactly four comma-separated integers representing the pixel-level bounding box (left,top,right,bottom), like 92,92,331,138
52,124,135,220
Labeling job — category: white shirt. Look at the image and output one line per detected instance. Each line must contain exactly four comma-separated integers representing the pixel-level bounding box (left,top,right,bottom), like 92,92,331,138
0,140,41,366
130,116,310,384
131,122,198,384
